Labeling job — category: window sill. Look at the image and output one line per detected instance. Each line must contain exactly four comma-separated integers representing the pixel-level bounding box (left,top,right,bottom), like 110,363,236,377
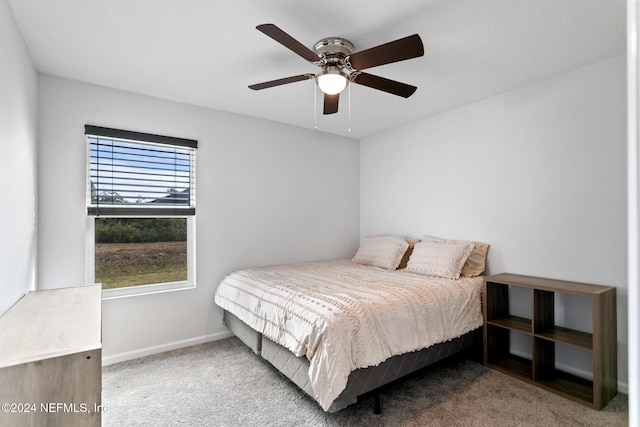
100,281,195,300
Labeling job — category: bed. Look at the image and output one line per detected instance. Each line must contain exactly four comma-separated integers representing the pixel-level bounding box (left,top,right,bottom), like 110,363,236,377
214,235,488,412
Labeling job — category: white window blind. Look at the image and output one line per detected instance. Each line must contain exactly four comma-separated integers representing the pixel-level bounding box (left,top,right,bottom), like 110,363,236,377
86,125,197,216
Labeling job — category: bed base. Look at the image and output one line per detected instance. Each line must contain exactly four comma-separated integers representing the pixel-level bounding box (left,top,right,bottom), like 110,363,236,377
223,310,481,412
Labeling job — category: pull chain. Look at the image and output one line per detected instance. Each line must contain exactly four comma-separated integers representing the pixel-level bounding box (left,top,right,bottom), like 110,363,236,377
313,81,318,131
348,84,351,133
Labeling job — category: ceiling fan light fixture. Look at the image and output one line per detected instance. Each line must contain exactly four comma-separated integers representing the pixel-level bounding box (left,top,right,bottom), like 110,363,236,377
316,68,348,95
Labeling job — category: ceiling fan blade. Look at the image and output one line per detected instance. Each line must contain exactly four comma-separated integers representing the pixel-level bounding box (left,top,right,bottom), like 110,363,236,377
323,93,339,114
348,34,424,70
257,24,321,63
352,72,417,98
249,74,314,90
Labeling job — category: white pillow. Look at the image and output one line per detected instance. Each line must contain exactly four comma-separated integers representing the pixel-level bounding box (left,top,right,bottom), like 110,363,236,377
422,235,489,277
405,240,474,279
352,236,409,270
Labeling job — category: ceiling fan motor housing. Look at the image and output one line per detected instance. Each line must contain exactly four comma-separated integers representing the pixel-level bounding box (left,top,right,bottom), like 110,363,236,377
313,37,354,71
313,37,354,57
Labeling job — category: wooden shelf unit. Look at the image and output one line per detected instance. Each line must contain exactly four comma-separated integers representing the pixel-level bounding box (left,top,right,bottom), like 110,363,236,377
483,273,617,410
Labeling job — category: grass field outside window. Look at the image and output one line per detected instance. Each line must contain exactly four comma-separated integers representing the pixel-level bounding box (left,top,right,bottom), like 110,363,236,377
95,218,188,289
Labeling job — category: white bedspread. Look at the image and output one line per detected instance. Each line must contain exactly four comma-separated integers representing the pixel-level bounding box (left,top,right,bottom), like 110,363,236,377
214,259,483,411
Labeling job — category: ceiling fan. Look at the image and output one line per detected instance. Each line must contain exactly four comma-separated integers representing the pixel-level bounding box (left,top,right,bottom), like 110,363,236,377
249,24,424,115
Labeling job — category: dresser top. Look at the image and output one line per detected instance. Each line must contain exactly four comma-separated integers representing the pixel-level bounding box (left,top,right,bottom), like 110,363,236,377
0,285,101,368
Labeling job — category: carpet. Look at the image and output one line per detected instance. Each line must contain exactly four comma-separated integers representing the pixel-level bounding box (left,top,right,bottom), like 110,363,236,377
102,337,627,426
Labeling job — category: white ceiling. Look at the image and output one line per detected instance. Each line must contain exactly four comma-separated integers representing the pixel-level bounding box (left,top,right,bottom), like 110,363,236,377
8,0,626,139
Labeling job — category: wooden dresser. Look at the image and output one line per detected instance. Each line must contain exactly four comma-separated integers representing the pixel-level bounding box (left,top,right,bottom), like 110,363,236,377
0,285,102,427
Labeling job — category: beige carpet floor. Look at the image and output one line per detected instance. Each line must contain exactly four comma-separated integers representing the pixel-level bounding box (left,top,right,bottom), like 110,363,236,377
102,337,627,426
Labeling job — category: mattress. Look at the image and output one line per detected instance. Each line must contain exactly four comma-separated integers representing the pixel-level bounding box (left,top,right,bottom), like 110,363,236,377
214,259,483,411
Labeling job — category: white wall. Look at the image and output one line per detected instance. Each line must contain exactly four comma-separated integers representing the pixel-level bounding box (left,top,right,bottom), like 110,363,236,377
37,75,360,363
360,56,627,388
0,0,38,316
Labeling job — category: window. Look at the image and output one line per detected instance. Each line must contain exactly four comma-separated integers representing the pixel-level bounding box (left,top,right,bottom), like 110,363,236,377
85,125,197,296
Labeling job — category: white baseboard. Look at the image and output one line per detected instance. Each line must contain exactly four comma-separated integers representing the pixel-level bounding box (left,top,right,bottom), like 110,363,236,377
102,330,234,366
